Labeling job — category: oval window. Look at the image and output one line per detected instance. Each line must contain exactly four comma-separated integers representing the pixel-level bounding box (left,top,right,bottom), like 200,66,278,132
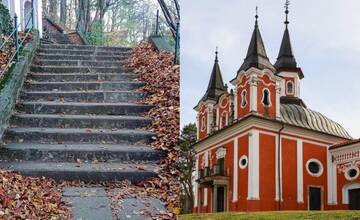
345,167,359,180
306,159,323,177
239,155,248,169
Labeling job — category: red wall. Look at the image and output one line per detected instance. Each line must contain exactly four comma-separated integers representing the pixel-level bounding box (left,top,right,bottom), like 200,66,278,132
198,104,208,140
236,76,250,119
281,138,300,210
257,74,276,118
302,142,328,210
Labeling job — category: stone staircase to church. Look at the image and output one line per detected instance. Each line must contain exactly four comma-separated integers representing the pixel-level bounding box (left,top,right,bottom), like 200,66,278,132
0,43,163,183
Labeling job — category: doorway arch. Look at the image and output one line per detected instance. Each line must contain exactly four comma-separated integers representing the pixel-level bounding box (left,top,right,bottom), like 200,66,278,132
23,1,32,30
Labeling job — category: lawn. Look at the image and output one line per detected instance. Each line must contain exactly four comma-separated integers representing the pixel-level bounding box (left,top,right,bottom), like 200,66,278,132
180,211,360,220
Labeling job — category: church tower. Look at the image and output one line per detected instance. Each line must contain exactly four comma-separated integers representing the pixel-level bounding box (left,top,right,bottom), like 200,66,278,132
194,50,228,139
274,1,305,107
231,8,282,119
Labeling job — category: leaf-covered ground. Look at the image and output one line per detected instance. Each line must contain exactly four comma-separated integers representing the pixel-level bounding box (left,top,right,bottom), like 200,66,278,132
0,32,33,79
0,170,70,219
127,42,180,218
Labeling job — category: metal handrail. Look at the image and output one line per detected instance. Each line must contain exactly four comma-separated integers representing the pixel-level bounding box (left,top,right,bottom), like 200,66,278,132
0,5,34,76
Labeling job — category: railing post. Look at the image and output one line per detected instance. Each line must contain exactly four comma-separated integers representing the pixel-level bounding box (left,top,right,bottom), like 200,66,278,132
14,14,19,62
155,9,159,36
174,20,180,65
31,0,35,29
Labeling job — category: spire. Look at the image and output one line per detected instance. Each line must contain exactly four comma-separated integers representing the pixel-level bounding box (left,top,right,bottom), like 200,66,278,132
238,7,275,73
274,0,300,73
201,48,227,101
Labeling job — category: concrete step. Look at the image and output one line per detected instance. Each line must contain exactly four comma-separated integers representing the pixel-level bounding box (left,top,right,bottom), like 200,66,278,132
30,65,133,73
34,60,127,68
20,90,146,103
36,53,128,61
0,161,158,182
28,72,138,82
37,48,129,56
24,81,144,91
11,114,151,129
3,127,155,144
16,101,153,115
39,43,132,52
0,143,163,163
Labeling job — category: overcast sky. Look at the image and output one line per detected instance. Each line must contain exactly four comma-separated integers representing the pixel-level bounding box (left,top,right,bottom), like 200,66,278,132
180,0,360,138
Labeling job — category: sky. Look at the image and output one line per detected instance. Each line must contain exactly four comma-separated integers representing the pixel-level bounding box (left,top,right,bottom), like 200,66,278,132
180,0,360,138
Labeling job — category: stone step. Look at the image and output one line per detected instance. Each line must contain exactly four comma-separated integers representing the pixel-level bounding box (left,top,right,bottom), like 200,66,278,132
30,65,133,73
0,143,163,163
3,127,155,144
34,59,127,68
16,101,153,115
36,53,127,61
11,114,151,129
20,90,146,103
0,161,158,182
28,72,138,82
24,81,144,91
39,43,132,52
37,48,129,56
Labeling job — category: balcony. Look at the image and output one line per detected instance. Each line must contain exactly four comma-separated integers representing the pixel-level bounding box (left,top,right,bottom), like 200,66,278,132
197,165,229,186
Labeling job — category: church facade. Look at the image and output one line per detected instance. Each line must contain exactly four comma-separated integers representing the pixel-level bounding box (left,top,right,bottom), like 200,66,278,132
192,5,360,212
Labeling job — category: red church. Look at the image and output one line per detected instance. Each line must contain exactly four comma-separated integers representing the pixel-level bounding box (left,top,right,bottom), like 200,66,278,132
192,4,360,212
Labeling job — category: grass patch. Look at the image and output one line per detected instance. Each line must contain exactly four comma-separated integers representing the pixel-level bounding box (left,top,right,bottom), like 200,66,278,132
180,211,360,220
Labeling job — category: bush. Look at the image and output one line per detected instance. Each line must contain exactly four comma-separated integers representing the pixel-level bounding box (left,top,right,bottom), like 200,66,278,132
86,21,105,46
0,3,12,35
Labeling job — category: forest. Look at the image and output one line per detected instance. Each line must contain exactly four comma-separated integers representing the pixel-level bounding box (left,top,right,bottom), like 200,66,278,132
42,0,179,46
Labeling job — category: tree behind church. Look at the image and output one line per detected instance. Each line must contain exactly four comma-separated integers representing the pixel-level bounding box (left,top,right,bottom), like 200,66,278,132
179,123,197,213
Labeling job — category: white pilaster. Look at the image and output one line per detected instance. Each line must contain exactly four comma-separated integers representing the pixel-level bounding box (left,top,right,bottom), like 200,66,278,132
36,0,43,38
297,139,304,203
196,115,199,140
234,88,238,120
194,155,199,207
249,76,258,112
327,150,337,204
233,138,238,202
207,105,213,134
14,0,21,30
216,107,220,127
248,130,259,200
204,188,208,207
204,151,209,167
275,135,283,201
276,81,281,119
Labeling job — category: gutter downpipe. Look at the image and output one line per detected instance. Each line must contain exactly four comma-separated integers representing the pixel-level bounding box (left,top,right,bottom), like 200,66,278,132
277,122,284,211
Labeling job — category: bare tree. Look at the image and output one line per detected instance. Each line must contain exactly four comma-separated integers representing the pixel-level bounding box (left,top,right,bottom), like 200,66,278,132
60,0,67,25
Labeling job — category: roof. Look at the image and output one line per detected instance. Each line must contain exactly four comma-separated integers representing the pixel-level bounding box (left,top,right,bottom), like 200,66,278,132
280,104,352,139
238,19,275,73
274,28,297,69
280,96,307,108
199,53,227,103
329,139,360,150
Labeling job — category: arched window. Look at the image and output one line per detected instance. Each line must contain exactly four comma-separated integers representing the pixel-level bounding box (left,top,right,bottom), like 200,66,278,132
241,90,247,108
262,89,271,107
24,1,33,30
201,116,206,131
287,81,294,94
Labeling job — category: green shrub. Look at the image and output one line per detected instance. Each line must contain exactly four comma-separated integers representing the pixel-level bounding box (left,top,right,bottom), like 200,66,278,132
0,3,12,35
86,21,105,46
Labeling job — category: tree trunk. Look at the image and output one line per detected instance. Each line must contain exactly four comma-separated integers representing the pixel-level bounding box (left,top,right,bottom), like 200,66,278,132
48,0,59,19
60,0,67,25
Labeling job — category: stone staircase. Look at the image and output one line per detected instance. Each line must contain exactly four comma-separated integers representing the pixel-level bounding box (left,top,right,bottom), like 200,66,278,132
0,43,163,183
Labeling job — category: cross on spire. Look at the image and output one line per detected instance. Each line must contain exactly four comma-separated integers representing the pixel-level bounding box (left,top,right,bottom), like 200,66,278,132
284,0,290,28
215,46,219,62
255,6,259,26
